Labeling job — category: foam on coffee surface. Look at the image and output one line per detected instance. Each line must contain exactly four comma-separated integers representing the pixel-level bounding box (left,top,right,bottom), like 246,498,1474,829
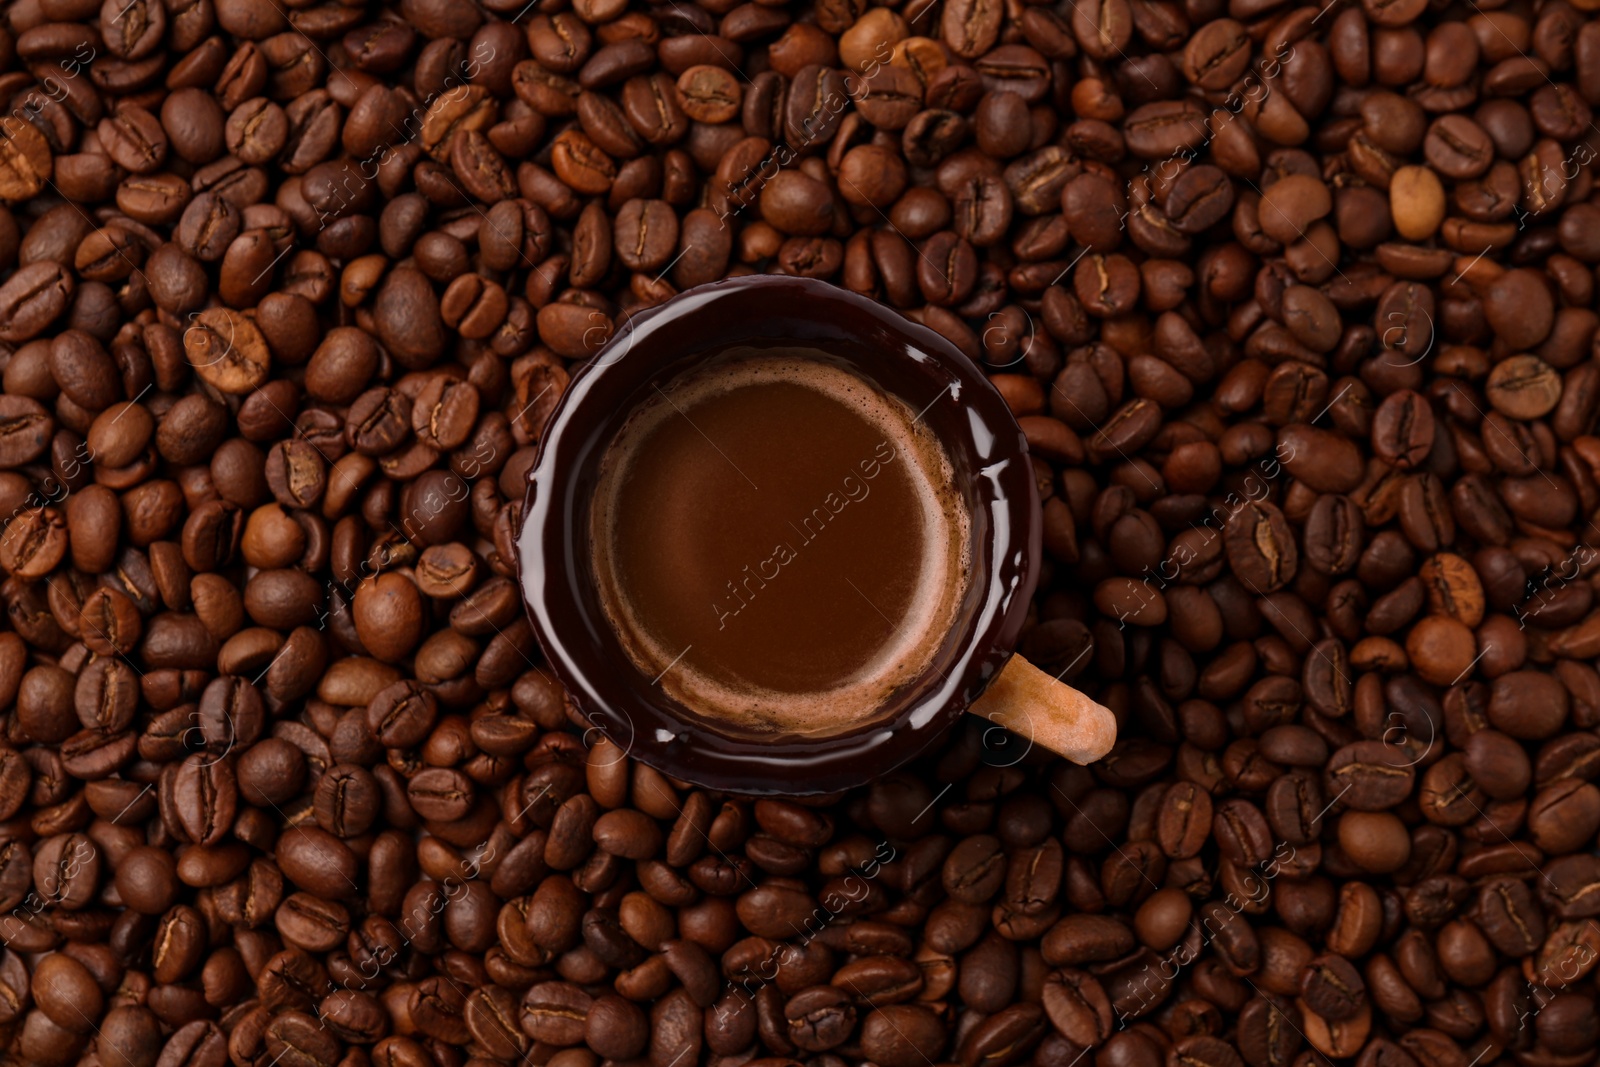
590,352,970,737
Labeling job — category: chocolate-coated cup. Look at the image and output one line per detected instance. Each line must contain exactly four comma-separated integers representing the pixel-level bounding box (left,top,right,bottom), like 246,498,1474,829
517,275,1042,795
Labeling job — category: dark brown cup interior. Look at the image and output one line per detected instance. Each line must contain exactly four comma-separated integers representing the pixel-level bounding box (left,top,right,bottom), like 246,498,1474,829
517,275,1041,795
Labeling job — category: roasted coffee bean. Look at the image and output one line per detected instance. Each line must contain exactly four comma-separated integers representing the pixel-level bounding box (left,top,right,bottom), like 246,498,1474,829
1235,997,1300,1067
1224,501,1298,594
34,832,101,909
1041,969,1113,1046
1157,781,1213,858
1166,166,1235,235
1301,954,1367,1021
1184,19,1251,89
944,0,1003,57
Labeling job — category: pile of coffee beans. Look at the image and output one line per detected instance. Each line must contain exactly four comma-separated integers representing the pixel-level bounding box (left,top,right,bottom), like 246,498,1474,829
0,0,1599,1061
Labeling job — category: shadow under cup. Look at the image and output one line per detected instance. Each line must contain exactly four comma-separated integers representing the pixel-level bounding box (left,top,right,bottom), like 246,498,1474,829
517,276,1041,795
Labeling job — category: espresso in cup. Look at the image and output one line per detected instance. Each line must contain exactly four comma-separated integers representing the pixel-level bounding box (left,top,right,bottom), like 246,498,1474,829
520,275,1113,793
590,348,970,736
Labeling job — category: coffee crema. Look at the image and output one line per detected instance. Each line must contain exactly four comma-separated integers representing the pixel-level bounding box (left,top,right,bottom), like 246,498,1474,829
590,351,970,736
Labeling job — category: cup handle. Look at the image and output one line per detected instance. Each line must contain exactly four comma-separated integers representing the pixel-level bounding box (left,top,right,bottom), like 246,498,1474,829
968,654,1118,765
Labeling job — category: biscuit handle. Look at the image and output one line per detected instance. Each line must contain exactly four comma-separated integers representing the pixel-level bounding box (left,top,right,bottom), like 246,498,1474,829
969,654,1117,765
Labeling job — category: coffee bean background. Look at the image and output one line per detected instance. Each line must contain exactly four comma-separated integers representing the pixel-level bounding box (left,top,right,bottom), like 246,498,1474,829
0,0,1596,1061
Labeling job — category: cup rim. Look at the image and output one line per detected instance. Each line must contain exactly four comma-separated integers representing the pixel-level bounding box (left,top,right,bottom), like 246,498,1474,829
516,275,1041,795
